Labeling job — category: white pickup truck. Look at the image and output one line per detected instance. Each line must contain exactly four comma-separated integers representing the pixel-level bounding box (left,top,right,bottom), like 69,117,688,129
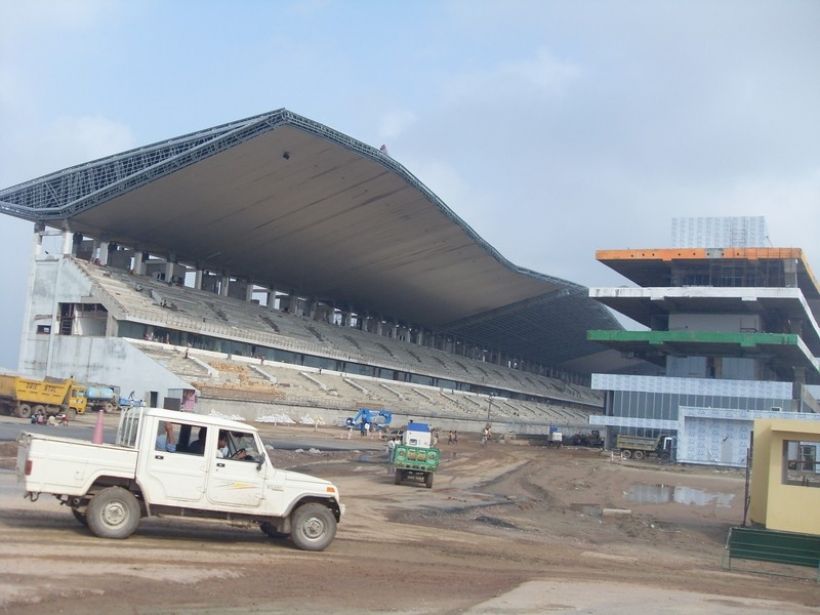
16,407,343,551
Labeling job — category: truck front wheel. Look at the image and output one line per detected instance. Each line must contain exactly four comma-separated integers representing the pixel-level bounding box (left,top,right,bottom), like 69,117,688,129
290,503,336,551
86,487,141,539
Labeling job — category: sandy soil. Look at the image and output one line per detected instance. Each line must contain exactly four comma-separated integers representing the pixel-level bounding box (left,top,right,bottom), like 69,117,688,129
0,424,818,614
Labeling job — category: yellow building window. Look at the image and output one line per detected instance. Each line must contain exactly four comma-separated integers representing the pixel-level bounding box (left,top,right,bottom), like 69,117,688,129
782,440,820,488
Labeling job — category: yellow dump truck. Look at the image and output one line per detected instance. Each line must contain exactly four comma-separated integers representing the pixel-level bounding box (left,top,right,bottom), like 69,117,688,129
0,375,87,418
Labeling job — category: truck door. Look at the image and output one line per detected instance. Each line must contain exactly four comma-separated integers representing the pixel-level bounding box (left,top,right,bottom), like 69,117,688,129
143,419,208,504
206,430,265,507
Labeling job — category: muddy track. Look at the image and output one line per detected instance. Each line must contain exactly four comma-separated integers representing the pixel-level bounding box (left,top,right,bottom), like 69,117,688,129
1,430,818,613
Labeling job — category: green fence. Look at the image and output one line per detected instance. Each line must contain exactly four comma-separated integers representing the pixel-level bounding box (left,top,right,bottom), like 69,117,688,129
723,526,820,581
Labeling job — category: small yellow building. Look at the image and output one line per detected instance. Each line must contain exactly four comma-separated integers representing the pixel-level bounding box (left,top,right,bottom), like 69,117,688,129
750,419,820,536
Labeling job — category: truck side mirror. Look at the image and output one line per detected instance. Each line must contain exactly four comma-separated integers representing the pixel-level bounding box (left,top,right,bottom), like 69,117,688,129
256,454,265,471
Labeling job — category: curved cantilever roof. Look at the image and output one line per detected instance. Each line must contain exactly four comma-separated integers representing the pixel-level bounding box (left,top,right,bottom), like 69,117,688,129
0,109,619,369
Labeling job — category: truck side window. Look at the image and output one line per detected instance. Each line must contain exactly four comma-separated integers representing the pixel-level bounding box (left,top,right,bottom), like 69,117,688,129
187,426,207,455
156,420,206,457
156,421,177,453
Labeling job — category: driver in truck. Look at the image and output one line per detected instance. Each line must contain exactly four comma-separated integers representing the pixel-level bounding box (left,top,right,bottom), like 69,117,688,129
217,431,250,460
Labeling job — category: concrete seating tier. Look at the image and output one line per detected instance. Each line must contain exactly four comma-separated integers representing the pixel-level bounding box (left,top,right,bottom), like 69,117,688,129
76,259,602,408
131,343,594,429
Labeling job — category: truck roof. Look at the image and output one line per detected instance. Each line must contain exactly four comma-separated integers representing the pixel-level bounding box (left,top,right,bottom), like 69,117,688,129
141,408,256,432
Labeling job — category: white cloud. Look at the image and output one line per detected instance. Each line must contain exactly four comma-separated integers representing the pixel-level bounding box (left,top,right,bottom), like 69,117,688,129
0,0,129,185
2,116,135,187
401,157,472,209
443,47,580,105
287,0,332,17
704,169,820,253
378,109,417,141
507,48,581,95
0,1,101,34
48,116,136,165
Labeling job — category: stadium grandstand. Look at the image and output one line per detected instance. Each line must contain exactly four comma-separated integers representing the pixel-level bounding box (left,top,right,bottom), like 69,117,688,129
0,108,627,434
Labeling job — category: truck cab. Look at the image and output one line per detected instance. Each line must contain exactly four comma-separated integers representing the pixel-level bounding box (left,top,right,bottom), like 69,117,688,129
136,410,289,512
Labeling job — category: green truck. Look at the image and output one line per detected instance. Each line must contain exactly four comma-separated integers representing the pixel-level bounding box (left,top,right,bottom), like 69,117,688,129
392,444,440,488
391,422,440,488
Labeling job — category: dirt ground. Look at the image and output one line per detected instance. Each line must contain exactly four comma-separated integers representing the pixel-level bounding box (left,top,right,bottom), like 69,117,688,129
0,423,818,614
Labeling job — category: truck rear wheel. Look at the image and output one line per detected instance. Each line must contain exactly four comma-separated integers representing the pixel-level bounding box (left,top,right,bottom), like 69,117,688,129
424,472,433,489
633,450,645,460
394,469,403,485
86,487,141,539
620,449,632,460
16,404,32,419
290,503,336,551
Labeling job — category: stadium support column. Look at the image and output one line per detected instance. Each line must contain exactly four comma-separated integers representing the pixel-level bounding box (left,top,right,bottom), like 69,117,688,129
32,223,44,258
133,251,146,275
305,298,317,320
220,274,230,296
62,229,74,256
20,224,45,372
793,366,806,404
194,269,203,290
165,255,176,284
98,241,109,266
415,328,424,346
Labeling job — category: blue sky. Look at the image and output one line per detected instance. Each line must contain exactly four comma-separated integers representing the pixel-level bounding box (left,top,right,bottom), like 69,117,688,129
1,0,819,369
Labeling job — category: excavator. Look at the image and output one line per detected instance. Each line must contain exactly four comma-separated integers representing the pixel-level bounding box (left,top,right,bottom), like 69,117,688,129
345,407,393,431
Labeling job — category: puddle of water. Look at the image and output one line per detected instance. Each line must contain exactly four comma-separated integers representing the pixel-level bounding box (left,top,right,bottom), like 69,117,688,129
356,454,388,464
625,484,735,508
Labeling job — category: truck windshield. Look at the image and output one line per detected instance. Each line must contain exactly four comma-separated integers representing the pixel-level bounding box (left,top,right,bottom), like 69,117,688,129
218,430,261,461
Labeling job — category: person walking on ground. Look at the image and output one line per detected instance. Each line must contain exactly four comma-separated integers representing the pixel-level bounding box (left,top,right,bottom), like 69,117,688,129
448,430,453,445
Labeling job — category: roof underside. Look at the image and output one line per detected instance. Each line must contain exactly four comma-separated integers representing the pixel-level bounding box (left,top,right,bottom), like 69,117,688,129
0,109,618,369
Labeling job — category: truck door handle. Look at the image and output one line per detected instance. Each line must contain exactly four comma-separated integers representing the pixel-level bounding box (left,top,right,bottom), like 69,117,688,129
154,455,164,460
216,462,225,468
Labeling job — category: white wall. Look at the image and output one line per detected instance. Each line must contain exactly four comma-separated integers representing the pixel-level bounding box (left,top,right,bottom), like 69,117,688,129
43,336,190,408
